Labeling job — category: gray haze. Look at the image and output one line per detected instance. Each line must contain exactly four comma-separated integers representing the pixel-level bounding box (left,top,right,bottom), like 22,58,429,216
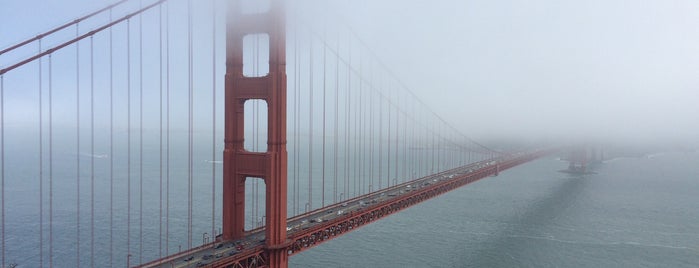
3,0,698,146
324,0,699,145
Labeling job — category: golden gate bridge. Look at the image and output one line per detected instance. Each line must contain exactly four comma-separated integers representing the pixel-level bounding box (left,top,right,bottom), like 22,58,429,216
0,0,551,267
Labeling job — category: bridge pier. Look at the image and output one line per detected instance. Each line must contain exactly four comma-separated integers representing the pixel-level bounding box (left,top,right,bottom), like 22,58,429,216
223,1,289,267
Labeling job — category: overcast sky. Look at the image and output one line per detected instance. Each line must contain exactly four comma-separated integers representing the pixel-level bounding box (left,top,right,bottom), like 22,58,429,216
327,0,699,145
3,0,699,146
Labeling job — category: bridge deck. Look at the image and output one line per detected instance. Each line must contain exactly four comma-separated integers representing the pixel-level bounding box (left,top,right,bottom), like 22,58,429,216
139,151,548,268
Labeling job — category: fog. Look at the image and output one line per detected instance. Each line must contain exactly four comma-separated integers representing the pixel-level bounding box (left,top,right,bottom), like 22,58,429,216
319,0,699,146
3,0,698,149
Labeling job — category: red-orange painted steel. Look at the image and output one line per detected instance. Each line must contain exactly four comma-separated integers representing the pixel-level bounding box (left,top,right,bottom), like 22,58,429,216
204,151,550,267
138,151,550,267
223,0,289,267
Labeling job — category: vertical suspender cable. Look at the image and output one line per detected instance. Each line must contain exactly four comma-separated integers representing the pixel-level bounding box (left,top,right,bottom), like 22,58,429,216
449,129,453,169
296,28,301,214
293,27,300,215
417,105,430,178
321,31,326,207
290,25,295,215
446,130,449,168
90,35,95,268
251,32,256,228
430,119,434,174
139,0,144,261
211,0,217,241
432,119,435,174
419,107,423,177
49,53,53,268
387,86,391,187
345,37,350,197
394,93,399,184
445,132,449,169
378,81,382,190
407,97,412,180
322,0,329,208
76,24,82,267
291,28,297,215
368,65,373,193
398,93,403,182
359,54,364,194
424,111,428,176
417,109,421,177
353,49,360,197
356,50,366,195
252,34,258,226
402,93,407,182
158,3,163,258
417,107,422,177
108,9,114,266
437,122,448,172
333,33,338,203
410,98,415,180
165,1,171,254
437,124,441,171
1,74,4,268
187,0,194,249
39,39,44,268
255,33,260,226
254,34,268,224
429,114,433,172
308,35,313,210
127,18,132,261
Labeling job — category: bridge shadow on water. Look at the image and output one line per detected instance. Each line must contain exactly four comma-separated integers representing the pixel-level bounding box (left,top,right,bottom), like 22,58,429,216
459,171,594,268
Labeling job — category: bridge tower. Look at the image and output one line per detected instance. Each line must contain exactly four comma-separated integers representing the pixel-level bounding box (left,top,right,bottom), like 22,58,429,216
568,148,587,173
222,0,289,267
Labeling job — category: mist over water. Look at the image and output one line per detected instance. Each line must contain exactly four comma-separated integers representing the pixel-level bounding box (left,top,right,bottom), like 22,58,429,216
291,151,699,267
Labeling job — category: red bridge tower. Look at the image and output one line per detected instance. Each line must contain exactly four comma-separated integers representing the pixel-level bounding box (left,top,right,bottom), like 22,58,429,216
222,0,289,267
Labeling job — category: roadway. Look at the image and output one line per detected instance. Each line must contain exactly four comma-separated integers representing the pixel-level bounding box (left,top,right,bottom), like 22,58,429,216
141,154,527,268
